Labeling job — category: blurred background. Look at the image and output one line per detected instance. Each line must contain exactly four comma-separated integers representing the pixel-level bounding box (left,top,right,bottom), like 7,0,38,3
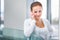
0,0,59,40
0,0,26,40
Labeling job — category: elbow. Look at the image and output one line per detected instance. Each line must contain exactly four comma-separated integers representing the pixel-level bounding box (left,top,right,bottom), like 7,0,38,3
24,32,31,38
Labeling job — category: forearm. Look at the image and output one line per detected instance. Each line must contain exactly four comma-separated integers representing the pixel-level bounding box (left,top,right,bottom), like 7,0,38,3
24,19,36,37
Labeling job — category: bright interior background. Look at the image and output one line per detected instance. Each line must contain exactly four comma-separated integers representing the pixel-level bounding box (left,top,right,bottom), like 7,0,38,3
0,0,59,40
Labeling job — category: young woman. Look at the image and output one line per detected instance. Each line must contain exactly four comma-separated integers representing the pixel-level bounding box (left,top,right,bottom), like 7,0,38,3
24,1,53,40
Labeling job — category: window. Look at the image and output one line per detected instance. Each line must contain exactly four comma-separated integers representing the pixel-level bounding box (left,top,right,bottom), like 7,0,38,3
51,0,59,39
51,0,59,25
0,0,4,29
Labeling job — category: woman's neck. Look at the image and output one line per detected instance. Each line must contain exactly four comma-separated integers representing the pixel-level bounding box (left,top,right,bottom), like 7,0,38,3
35,18,41,22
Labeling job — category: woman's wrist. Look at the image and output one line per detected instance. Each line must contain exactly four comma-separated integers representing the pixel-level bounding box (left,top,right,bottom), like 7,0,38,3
32,19,36,23
30,18,36,25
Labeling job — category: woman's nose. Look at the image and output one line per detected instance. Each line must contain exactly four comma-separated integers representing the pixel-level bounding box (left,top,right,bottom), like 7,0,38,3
34,13,36,15
36,13,40,16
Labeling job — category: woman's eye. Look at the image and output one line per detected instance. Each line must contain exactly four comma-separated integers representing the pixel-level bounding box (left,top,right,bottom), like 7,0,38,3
39,11,41,13
34,11,37,13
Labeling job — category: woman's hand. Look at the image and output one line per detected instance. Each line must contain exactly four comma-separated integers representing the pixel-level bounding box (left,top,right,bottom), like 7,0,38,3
30,12,35,20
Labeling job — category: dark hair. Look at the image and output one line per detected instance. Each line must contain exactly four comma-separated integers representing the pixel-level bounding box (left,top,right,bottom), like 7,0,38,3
30,1,42,11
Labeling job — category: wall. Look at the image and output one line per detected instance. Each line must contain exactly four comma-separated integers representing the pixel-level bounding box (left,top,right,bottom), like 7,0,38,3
4,0,26,30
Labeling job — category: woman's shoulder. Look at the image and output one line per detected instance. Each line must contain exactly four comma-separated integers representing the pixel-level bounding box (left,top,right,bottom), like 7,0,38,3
42,18,49,21
24,18,36,25
42,18,50,24
24,18,31,22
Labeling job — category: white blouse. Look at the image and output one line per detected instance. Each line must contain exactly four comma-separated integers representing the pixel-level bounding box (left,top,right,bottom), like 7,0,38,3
34,20,49,39
24,18,53,39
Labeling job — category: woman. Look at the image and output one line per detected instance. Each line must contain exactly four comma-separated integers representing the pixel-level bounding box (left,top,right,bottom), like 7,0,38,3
24,1,53,40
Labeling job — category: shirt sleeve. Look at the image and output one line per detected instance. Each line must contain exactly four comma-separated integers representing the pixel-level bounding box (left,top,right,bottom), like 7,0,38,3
46,19,53,36
24,19,36,37
45,19,53,40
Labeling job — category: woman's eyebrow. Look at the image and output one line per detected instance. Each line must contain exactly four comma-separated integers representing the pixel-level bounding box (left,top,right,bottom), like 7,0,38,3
34,11,37,13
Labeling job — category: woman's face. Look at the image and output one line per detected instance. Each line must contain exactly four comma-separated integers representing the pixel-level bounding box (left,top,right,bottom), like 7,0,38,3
31,5,43,20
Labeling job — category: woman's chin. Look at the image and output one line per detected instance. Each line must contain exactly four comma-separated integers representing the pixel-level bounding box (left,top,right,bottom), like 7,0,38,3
35,17,40,21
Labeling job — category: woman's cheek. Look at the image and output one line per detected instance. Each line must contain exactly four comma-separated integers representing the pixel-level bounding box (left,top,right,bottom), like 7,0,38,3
31,13,35,18
37,13,40,16
34,13,36,16
30,13,33,16
39,14,42,17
